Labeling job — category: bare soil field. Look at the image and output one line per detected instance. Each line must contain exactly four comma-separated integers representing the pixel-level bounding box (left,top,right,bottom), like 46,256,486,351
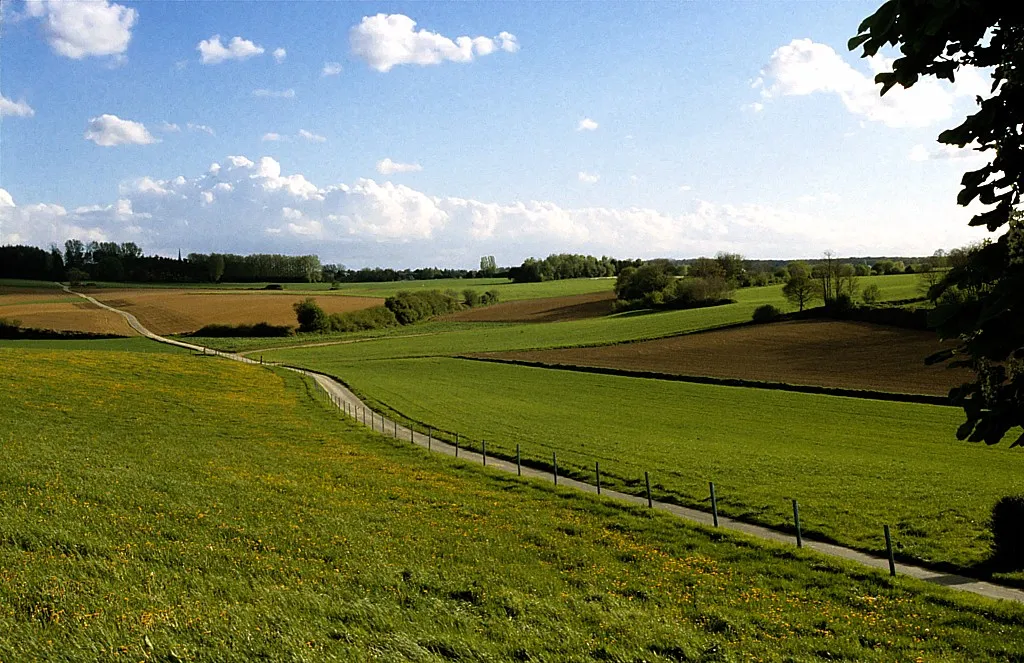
0,292,134,335
481,320,971,396
84,289,384,335
444,291,616,323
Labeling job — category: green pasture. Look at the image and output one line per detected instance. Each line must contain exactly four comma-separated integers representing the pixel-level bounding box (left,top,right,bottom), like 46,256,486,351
267,354,1024,579
1,347,1022,660
0,337,184,353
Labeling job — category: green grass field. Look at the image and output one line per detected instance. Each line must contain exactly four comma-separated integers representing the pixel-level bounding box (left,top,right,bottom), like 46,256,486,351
0,337,185,353
259,354,1024,579
2,345,1023,661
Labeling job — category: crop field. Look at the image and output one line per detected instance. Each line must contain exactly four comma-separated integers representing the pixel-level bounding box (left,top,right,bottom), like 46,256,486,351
84,289,384,334
0,287,132,335
444,291,617,323
484,320,970,397
265,354,1024,579
2,346,1023,661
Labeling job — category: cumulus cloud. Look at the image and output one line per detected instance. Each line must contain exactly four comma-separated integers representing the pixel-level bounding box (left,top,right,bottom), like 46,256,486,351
272,47,286,63
578,171,600,184
197,35,264,64
262,132,287,142
755,38,989,129
24,0,136,60
577,117,599,131
187,122,215,135
909,143,985,162
350,14,518,72
377,158,422,175
252,88,296,98
298,129,326,143
84,114,158,147
0,95,34,117
0,157,985,264
322,61,343,76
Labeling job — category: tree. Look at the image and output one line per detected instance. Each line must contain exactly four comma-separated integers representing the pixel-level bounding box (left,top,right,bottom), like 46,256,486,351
811,252,859,305
852,2,1024,445
293,298,328,333
208,254,225,283
782,270,816,312
614,263,674,302
64,239,85,269
479,255,497,277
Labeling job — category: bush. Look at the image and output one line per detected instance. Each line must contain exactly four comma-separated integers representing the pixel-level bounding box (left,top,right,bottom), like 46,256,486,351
66,268,89,285
462,289,482,307
192,322,294,337
827,293,855,314
614,263,674,302
991,495,1024,568
481,289,501,306
752,304,782,323
0,318,22,338
293,298,328,333
384,290,462,325
861,283,882,305
263,284,284,290
670,276,734,309
326,306,398,332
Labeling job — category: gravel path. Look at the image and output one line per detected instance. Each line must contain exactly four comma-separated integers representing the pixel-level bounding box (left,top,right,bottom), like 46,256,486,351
64,285,1024,606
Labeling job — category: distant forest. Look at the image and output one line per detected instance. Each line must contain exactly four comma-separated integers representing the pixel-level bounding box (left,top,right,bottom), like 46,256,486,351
0,239,941,285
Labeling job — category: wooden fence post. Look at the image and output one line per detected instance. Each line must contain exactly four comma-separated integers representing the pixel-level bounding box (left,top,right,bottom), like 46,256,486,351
645,472,653,508
884,525,896,577
553,452,558,485
455,433,459,458
792,499,803,548
595,462,601,495
710,482,719,527
482,440,487,466
516,444,521,476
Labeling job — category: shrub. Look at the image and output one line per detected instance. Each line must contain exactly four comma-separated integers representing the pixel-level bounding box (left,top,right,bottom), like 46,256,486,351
66,268,89,285
0,318,22,339
293,298,328,333
384,290,462,325
462,289,482,307
192,323,294,337
614,263,674,302
670,276,734,309
991,495,1024,568
263,284,284,290
326,306,398,332
481,289,501,306
861,283,882,305
827,293,855,314
752,304,782,323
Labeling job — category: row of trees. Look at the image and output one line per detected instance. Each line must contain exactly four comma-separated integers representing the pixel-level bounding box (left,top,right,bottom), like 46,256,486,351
293,288,501,334
508,254,624,283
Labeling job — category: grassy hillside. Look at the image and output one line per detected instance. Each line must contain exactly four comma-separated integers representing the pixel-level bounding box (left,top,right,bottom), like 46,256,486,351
2,346,1022,660
266,355,1024,578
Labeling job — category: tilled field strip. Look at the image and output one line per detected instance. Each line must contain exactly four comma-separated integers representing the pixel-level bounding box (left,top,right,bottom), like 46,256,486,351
64,286,1024,606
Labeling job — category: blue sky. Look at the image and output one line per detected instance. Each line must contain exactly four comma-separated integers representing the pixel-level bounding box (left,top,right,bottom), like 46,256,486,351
0,0,994,267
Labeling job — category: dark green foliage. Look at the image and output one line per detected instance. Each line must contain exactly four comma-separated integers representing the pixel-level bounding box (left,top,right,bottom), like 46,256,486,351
384,290,462,325
991,495,1024,568
509,254,617,283
0,246,64,280
462,289,482,308
783,274,816,312
191,323,294,338
293,298,328,333
65,268,89,285
263,284,284,290
752,304,782,323
482,289,501,305
0,318,22,336
326,306,398,332
614,264,674,302
669,277,734,309
853,1,1024,444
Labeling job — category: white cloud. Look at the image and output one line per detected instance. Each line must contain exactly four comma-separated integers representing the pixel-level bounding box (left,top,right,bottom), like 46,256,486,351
350,14,518,72
252,88,296,99
578,171,600,184
755,38,988,129
322,61,343,76
159,121,181,132
679,185,692,192
909,143,985,162
577,117,599,131
298,129,326,143
0,95,34,117
262,132,287,142
187,122,215,135
743,102,764,113
0,156,986,263
197,35,264,64
377,158,422,175
25,0,136,60
84,114,158,147
272,47,286,63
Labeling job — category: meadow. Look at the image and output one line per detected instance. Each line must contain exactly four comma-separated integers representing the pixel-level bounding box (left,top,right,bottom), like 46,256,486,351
2,344,1023,661
258,354,1024,580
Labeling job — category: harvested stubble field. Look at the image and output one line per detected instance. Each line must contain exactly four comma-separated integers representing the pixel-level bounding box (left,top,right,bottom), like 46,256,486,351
2,345,1023,661
443,290,617,323
85,289,384,334
0,288,133,335
483,319,970,397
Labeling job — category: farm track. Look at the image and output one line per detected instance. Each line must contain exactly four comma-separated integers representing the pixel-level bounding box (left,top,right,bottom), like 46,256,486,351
62,285,1024,605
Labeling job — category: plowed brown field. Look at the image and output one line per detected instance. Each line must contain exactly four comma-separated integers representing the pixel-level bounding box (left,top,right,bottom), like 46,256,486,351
482,320,970,396
444,291,616,323
83,290,385,334
0,289,134,335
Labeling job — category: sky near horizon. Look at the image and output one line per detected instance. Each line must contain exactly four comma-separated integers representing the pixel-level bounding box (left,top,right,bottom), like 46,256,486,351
0,0,996,268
